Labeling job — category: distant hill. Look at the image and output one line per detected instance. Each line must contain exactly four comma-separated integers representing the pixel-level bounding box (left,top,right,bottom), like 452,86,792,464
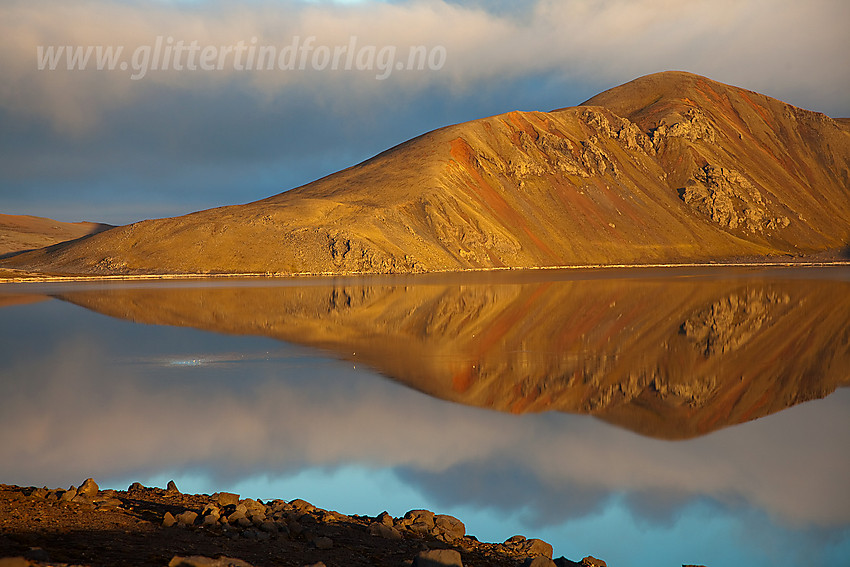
4,71,849,276
0,214,112,258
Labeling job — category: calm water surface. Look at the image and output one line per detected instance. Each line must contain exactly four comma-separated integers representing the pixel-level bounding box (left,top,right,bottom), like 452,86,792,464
1,267,849,566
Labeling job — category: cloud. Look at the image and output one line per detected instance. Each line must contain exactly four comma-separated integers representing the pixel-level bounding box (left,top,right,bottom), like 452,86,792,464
2,0,847,133
0,0,847,223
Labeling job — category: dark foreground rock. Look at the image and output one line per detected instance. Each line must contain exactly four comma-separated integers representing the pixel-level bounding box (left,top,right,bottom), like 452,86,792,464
0,480,602,567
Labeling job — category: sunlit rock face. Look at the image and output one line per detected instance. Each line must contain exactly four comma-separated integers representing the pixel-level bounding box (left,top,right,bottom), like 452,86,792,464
5,72,850,276
56,268,850,439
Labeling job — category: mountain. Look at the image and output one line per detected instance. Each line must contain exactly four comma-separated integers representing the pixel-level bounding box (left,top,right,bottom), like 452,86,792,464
3,71,849,276
50,269,850,439
0,214,112,258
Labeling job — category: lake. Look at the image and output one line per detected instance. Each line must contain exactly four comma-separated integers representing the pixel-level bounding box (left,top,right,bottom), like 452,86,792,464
1,266,849,566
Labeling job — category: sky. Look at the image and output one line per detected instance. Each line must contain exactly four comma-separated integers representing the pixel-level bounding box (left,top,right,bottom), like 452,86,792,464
1,0,849,225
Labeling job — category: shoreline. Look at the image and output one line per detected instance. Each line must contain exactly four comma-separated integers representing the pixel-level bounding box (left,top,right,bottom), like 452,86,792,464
0,479,598,567
1,260,848,285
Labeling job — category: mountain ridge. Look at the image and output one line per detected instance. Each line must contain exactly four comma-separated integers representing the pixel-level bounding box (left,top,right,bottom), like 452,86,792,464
4,71,849,276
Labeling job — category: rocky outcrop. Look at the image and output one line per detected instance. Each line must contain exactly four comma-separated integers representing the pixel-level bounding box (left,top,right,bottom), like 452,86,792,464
679,164,790,234
651,107,717,145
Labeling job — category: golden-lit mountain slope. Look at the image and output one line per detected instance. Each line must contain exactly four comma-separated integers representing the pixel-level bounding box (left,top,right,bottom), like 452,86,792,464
4,72,849,276
0,214,112,257
50,268,850,439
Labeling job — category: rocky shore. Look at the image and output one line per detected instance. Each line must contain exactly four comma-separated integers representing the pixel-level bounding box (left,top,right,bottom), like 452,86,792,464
0,479,607,567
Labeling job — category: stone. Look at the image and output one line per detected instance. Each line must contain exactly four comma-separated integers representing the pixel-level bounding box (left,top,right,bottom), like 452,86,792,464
369,522,403,540
580,557,607,567
166,480,180,493
287,519,304,536
289,498,315,512
524,558,557,567
168,556,255,567
0,558,31,567
434,514,465,541
506,536,553,559
554,559,583,567
59,488,77,502
313,536,333,549
242,528,269,541
403,509,436,534
236,517,252,528
30,488,48,499
77,478,99,498
302,563,326,567
23,548,49,562
203,503,220,516
216,492,240,507
412,549,463,567
128,482,145,491
525,539,554,559
227,509,246,522
241,498,265,512
258,520,277,533
163,512,177,527
176,511,199,526
377,511,394,526
203,514,219,527
71,493,93,505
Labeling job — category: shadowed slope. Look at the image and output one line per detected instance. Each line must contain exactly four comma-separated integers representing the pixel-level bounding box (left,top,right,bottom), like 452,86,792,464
0,214,113,258
51,268,850,439
4,72,849,276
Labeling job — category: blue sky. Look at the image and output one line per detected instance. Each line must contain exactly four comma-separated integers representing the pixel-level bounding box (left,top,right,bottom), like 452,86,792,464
1,0,848,224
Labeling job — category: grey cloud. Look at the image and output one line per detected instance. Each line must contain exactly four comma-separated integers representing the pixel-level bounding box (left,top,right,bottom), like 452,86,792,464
3,0,846,223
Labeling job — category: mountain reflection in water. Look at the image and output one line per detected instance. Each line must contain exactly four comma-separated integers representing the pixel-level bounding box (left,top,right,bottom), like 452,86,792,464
2,267,849,566
51,267,850,439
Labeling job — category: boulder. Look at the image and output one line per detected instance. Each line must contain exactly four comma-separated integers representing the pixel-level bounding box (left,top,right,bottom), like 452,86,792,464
258,520,277,533
59,487,77,502
403,509,436,534
313,536,333,549
434,514,465,541
176,511,199,526
524,559,557,567
241,498,266,514
216,492,240,507
166,480,180,493
412,549,463,567
77,478,99,498
580,557,607,567
162,512,177,528
368,522,403,540
289,498,315,512
505,536,553,559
